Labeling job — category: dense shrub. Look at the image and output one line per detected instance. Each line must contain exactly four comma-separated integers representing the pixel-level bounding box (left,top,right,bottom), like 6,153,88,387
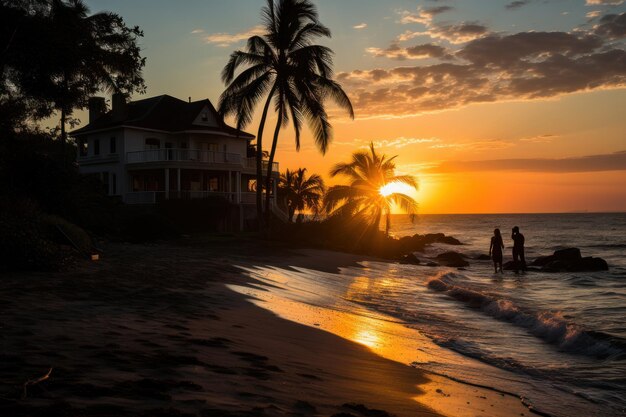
0,199,75,271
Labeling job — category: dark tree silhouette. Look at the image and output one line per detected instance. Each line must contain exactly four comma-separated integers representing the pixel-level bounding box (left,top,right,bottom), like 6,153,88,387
0,0,146,140
324,143,418,236
218,0,353,230
278,168,325,222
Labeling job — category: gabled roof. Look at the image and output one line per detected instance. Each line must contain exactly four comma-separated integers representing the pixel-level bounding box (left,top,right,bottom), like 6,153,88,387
70,94,255,139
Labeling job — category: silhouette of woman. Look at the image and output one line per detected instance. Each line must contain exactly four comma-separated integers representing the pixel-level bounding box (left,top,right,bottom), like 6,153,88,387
490,228,504,273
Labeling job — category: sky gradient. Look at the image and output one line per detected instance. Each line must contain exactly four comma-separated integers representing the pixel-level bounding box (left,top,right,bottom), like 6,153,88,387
76,0,626,213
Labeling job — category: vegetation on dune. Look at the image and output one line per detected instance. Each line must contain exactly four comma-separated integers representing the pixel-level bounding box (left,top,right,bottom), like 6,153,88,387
218,0,353,230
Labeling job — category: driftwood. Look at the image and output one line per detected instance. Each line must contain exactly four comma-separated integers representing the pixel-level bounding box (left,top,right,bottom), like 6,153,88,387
22,367,52,399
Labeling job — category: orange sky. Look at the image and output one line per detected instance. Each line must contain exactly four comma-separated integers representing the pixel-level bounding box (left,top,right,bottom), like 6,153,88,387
66,1,626,213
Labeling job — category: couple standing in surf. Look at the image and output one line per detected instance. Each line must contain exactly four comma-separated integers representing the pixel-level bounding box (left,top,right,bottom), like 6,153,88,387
489,226,526,274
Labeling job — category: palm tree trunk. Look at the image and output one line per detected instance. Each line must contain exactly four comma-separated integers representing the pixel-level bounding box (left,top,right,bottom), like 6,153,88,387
264,107,282,228
254,89,275,231
385,210,391,236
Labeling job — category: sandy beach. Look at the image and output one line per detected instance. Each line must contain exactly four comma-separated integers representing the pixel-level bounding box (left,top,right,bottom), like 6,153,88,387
0,237,532,417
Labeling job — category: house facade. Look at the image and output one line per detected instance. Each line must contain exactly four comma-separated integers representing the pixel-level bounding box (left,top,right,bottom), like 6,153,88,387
70,94,282,228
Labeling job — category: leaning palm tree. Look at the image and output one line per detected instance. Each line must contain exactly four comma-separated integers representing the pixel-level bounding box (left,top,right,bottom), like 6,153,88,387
218,0,353,229
278,168,325,222
324,143,418,236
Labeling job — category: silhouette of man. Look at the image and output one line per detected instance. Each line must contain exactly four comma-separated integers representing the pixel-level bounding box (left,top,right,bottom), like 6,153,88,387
511,226,526,273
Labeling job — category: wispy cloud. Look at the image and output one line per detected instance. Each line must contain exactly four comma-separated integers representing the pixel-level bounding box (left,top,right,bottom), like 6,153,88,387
519,134,559,143
191,29,204,34
427,151,626,173
587,10,602,18
506,0,532,10
400,6,454,25
203,25,265,47
586,0,624,5
353,23,367,29
366,43,450,60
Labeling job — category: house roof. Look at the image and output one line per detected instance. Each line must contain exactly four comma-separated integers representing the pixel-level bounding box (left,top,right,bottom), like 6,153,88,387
70,94,255,139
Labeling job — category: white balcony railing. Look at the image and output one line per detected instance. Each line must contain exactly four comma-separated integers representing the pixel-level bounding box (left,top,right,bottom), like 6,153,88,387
126,149,241,164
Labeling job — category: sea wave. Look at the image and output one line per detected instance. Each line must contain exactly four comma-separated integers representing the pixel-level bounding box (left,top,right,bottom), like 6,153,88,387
427,272,626,360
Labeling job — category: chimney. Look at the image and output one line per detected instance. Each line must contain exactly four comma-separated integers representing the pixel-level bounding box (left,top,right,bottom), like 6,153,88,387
88,97,106,123
111,92,128,121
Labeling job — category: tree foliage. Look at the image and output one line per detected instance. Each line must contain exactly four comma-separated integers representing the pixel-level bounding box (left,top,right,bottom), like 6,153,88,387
278,168,325,222
324,143,418,235
0,0,146,138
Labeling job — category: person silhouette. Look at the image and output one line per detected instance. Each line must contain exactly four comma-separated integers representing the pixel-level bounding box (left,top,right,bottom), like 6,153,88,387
511,226,526,273
489,228,504,273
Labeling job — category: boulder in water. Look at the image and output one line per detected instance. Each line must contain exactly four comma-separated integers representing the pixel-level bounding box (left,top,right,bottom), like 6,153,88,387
475,254,491,261
530,248,608,272
436,251,469,267
399,253,420,265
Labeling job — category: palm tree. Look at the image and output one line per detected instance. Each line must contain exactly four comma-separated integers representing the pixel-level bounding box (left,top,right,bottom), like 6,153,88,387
278,168,325,222
324,143,418,236
218,0,353,229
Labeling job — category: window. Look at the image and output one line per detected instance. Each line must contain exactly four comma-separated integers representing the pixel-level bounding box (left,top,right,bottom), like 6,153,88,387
94,139,100,155
201,112,208,122
110,136,116,154
145,138,160,149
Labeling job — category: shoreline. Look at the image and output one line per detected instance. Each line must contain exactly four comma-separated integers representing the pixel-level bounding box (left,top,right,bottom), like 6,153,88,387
0,236,535,416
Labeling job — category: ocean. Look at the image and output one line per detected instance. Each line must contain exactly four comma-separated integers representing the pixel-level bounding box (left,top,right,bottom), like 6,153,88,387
237,213,626,417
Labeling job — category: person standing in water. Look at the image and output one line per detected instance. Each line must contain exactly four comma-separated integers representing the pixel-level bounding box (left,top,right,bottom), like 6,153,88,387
511,226,526,273
489,228,504,273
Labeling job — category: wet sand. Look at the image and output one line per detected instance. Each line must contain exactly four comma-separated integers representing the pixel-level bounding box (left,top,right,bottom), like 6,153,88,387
0,237,531,416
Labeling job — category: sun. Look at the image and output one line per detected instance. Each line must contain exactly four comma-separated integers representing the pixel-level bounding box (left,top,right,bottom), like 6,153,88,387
379,181,414,197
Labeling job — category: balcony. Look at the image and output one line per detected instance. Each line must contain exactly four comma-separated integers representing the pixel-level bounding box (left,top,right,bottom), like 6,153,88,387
126,149,241,164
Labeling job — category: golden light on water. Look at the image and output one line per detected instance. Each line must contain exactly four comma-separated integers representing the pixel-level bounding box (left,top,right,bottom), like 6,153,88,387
379,182,415,197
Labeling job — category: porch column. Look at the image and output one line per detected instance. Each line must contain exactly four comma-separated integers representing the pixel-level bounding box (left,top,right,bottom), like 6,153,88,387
272,177,277,207
177,168,181,197
165,168,170,199
228,170,232,202
236,171,241,204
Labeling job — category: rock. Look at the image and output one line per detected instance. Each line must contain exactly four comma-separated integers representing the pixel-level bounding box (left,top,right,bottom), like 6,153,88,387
475,254,491,261
435,251,469,267
425,261,439,267
399,253,420,265
553,247,582,262
530,248,608,272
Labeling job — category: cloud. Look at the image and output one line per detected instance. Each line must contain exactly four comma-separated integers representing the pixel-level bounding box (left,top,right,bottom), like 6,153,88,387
367,43,450,60
335,137,441,149
338,25,626,118
586,0,624,5
425,22,490,44
506,0,532,10
203,25,265,47
587,10,602,18
429,140,515,151
428,151,626,173
400,6,454,25
353,23,367,29
593,12,626,38
519,134,559,143
191,29,204,34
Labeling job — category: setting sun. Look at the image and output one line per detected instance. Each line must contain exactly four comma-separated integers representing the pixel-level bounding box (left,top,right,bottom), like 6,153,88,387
380,182,415,197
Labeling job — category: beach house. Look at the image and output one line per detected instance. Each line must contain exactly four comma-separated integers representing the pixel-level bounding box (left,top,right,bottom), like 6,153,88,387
70,93,281,227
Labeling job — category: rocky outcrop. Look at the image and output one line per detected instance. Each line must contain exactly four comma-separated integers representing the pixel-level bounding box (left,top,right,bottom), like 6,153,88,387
399,253,420,265
530,248,608,272
475,254,491,261
435,251,469,267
